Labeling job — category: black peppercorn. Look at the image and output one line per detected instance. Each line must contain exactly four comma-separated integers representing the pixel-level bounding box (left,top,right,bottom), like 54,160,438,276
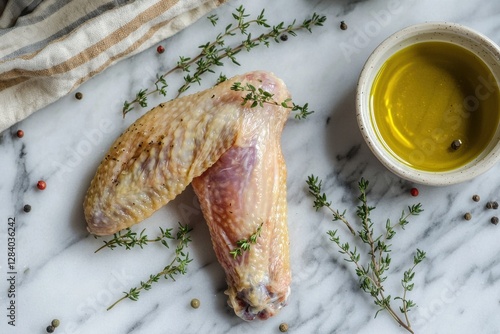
46,325,55,333
451,139,462,150
492,201,499,210
23,204,31,213
491,216,499,225
340,21,348,30
75,92,83,100
472,195,480,202
280,34,288,41
464,212,472,221
486,202,493,209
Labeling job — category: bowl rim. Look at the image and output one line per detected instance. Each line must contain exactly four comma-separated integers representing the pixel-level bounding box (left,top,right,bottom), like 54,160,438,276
356,21,500,186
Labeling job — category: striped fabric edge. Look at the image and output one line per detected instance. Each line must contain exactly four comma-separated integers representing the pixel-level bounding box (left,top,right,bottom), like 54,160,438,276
0,0,44,29
0,0,131,37
0,0,227,134
0,0,133,59
0,0,182,82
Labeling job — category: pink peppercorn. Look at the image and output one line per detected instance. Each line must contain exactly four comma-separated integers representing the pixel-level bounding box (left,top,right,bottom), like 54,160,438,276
37,180,47,190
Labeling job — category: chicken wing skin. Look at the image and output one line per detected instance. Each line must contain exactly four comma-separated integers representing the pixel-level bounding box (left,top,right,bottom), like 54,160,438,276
84,71,292,321
84,76,246,235
192,72,291,320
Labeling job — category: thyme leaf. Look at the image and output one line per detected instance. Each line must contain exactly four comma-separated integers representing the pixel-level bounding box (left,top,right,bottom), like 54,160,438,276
230,82,314,119
306,175,355,234
306,176,425,334
229,222,263,259
107,223,193,310
94,226,175,253
122,6,326,117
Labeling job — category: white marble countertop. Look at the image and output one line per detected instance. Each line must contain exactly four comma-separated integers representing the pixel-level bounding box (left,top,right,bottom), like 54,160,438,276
2,0,500,333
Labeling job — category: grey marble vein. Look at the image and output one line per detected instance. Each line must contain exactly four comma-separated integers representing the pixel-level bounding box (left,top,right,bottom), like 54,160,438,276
2,0,500,333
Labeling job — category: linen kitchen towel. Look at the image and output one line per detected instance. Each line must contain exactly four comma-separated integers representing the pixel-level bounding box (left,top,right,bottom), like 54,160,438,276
0,0,227,134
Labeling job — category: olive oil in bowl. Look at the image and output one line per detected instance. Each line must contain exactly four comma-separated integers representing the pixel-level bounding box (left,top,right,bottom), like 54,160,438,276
370,41,500,172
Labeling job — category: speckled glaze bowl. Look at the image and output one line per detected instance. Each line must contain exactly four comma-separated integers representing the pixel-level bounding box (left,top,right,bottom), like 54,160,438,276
356,22,500,186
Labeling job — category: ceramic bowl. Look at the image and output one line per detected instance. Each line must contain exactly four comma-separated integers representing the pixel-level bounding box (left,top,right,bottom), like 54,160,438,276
356,22,500,186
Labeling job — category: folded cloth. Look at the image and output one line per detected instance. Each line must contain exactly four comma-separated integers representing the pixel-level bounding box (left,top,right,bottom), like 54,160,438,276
0,0,227,134
0,0,44,28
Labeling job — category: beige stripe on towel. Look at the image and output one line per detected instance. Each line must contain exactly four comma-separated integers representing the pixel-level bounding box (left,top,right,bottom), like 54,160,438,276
0,0,227,134
0,0,179,87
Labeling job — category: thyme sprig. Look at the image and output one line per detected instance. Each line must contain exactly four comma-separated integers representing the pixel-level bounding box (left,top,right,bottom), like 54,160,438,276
94,226,175,253
230,82,313,119
307,176,425,334
229,222,263,258
107,223,193,310
122,6,326,117
306,175,356,234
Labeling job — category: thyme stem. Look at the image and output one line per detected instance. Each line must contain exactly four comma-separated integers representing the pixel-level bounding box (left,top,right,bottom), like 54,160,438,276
122,6,326,117
229,222,263,258
94,226,174,253
106,223,193,310
306,175,356,235
307,175,425,333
